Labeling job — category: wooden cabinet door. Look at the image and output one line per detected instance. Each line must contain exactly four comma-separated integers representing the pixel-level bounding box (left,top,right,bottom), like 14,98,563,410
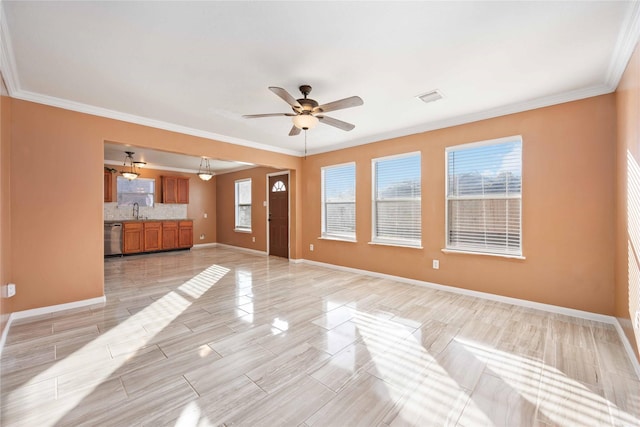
162,221,179,249
104,170,113,202
143,222,162,252
123,223,143,254
177,178,189,204
162,176,178,203
178,221,193,248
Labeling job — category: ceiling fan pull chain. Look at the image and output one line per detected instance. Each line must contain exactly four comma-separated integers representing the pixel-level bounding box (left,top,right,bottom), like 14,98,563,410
304,130,307,159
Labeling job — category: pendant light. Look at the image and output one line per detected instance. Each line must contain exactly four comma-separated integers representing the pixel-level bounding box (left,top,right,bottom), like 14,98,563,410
121,151,140,180
197,158,214,181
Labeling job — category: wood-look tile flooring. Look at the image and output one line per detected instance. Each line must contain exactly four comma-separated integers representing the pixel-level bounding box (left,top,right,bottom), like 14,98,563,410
1,247,639,426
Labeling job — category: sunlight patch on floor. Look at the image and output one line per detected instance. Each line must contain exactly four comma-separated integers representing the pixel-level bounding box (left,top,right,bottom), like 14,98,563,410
7,264,229,426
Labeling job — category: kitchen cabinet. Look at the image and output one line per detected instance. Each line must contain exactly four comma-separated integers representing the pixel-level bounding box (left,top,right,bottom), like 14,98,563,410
178,221,193,248
104,170,113,202
121,220,192,255
123,222,143,254
162,176,189,204
162,221,179,249
144,222,162,252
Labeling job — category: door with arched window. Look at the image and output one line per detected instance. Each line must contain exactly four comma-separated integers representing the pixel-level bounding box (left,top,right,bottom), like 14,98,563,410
268,174,289,258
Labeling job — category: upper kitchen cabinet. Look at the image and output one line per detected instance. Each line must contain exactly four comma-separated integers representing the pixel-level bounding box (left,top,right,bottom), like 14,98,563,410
104,170,113,202
162,176,189,204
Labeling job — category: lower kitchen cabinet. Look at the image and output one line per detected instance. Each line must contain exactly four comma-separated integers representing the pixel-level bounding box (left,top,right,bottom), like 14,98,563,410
178,221,193,248
162,221,179,250
144,222,162,252
123,222,144,254
122,220,192,255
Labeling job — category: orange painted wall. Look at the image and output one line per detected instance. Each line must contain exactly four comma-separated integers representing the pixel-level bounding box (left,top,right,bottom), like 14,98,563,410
615,41,640,360
216,166,284,252
9,99,300,312
301,95,616,315
104,164,217,244
0,92,12,339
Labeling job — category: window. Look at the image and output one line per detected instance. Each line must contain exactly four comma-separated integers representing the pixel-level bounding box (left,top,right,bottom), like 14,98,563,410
446,137,522,256
321,162,356,240
117,176,155,207
235,178,251,231
372,152,421,247
272,180,286,192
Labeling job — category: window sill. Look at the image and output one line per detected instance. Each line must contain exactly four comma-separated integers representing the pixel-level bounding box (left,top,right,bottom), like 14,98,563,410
368,241,423,250
441,248,526,260
318,236,357,243
234,228,252,233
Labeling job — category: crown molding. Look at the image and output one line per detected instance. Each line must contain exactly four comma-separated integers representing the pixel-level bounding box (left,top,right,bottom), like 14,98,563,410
10,88,302,157
309,83,614,155
606,0,640,89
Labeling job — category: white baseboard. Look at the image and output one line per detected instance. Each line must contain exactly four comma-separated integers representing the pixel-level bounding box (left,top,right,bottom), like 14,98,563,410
214,243,267,256
192,242,217,249
0,295,106,356
300,258,640,379
289,258,304,264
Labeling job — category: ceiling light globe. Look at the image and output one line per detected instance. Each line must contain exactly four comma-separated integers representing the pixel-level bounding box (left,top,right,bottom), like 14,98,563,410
292,114,319,130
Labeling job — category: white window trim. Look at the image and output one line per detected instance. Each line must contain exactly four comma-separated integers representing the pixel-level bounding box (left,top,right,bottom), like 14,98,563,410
235,178,252,232
321,161,356,241
371,151,422,248
444,135,523,257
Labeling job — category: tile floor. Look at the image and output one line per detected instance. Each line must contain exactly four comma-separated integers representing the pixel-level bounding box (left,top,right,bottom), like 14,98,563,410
1,246,639,426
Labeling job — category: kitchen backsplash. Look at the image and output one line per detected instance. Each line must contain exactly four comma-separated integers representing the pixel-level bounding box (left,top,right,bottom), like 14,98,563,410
104,203,188,221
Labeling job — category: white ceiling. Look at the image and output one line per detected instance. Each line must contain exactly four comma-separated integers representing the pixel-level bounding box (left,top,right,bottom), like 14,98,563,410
1,1,639,159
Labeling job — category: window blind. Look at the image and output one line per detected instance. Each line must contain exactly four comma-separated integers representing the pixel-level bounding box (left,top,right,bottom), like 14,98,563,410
373,153,421,246
235,179,251,230
446,139,522,255
322,163,356,239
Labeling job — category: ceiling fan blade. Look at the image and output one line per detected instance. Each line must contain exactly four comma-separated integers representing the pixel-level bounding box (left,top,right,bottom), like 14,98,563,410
242,113,296,118
318,115,356,131
269,87,302,109
288,125,301,136
314,96,363,114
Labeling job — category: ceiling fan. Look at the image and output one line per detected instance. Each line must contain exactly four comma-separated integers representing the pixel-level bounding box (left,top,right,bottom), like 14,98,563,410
243,85,363,136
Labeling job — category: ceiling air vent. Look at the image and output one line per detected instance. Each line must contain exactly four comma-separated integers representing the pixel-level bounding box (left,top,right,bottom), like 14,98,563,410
417,90,443,104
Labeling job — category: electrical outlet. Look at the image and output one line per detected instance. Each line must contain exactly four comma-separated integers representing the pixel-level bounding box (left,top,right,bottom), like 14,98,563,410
252,237,256,242
310,244,314,251
199,234,205,240
203,213,208,218
432,260,439,269
7,283,16,298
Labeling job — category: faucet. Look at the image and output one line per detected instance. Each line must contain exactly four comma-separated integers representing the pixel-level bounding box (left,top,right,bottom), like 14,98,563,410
132,202,139,220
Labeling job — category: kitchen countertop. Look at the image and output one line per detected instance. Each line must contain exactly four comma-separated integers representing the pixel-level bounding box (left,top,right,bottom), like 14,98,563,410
105,219,193,224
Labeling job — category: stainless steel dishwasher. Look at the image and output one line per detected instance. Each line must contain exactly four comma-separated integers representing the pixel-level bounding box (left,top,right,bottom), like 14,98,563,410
104,222,123,256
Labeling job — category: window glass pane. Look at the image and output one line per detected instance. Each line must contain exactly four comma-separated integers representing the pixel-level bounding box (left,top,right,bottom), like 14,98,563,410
235,179,251,230
238,180,252,204
373,153,421,245
322,163,356,239
117,176,155,207
446,139,522,255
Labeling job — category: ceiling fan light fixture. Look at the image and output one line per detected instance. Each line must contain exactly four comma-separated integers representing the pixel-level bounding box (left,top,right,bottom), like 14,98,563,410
121,151,140,180
292,114,319,130
197,158,214,181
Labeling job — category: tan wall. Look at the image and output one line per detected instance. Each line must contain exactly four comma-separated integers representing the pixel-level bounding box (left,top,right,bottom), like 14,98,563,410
104,164,217,244
302,95,616,315
615,42,640,361
216,166,283,252
0,93,12,339
9,99,300,312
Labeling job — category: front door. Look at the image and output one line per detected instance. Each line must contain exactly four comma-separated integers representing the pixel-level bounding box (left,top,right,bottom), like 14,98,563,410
268,174,289,258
